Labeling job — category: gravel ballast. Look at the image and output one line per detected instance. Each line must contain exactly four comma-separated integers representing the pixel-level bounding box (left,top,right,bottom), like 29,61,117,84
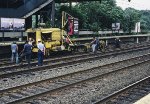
0,49,150,90
30,61,150,104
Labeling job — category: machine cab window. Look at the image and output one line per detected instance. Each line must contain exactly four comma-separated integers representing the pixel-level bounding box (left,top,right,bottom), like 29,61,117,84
41,32,52,42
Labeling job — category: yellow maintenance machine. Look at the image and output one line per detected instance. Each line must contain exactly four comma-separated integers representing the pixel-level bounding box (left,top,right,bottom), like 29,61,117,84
26,28,67,56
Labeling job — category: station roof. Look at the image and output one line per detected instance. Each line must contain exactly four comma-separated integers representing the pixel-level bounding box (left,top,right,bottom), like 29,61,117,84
0,0,25,8
55,0,99,3
0,0,96,8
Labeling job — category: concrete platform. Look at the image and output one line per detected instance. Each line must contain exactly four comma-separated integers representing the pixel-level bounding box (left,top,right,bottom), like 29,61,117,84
0,41,25,55
134,93,150,104
0,41,25,46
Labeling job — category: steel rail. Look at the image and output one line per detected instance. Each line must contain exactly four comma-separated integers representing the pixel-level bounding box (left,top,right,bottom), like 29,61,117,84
93,76,150,104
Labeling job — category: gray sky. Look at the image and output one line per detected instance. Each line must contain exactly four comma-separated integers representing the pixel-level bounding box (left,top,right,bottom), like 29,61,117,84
116,0,150,10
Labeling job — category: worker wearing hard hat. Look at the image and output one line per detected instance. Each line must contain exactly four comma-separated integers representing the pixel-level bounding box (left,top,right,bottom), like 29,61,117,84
37,39,45,66
28,37,35,45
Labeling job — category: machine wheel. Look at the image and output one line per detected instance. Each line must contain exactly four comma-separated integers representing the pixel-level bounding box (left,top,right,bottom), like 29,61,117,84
67,46,71,52
83,46,88,52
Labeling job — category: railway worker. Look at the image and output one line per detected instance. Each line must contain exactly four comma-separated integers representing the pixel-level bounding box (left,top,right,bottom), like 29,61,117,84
20,41,32,68
28,37,35,45
37,39,45,66
91,37,97,53
95,37,100,51
11,41,19,64
115,38,121,49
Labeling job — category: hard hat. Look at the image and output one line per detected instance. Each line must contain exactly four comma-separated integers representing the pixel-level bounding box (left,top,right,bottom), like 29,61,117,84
37,39,41,42
29,38,32,40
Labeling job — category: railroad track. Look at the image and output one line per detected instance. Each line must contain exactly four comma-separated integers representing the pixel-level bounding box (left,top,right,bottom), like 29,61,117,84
0,42,149,67
0,53,150,104
0,51,82,67
0,44,150,79
94,77,150,104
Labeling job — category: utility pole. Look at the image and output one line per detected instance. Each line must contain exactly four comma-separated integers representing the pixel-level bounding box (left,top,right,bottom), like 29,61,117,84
51,0,55,27
69,0,72,9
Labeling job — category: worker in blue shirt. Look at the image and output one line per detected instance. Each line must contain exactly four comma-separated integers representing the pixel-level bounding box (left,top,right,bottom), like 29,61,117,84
20,41,32,68
11,41,19,64
115,38,121,48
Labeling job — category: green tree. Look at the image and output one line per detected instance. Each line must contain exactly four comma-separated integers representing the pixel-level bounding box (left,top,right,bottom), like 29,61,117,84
55,0,144,34
123,8,140,33
140,10,150,32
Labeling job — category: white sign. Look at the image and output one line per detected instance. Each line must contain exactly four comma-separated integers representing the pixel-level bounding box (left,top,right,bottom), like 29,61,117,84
135,22,141,33
74,19,79,35
112,23,120,30
0,18,25,31
13,18,25,30
1,18,14,30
